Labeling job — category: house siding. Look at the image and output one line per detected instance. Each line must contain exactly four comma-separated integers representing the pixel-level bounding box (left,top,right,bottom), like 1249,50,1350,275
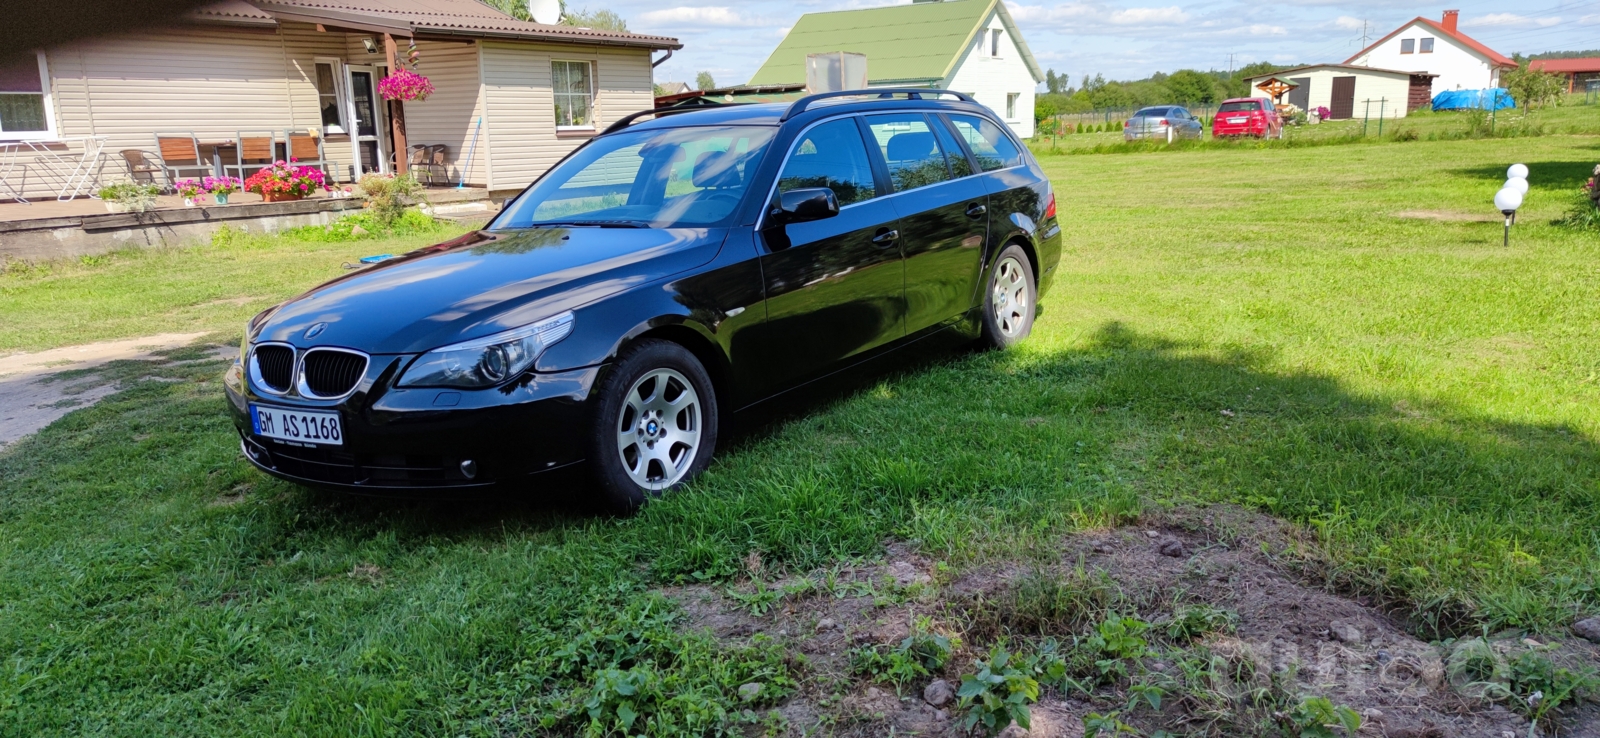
1349,22,1500,95
1251,68,1411,119
400,40,488,186
944,12,1035,138
479,41,652,190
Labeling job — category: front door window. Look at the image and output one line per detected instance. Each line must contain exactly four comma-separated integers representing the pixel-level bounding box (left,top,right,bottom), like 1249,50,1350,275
345,66,387,175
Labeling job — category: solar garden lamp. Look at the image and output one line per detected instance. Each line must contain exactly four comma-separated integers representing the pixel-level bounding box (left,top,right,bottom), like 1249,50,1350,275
1495,186,1523,248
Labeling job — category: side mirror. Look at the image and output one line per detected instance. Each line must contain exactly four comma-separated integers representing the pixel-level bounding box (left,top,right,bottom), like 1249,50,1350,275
771,187,839,225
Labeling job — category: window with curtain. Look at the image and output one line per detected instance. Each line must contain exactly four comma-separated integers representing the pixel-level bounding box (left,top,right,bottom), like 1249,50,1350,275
314,61,346,133
0,53,50,137
553,60,595,129
1400,38,1415,54
1420,37,1435,53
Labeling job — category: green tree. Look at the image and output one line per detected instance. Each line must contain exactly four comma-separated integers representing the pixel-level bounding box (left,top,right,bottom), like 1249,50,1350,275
563,7,628,31
1165,69,1219,104
695,71,716,91
1503,62,1566,110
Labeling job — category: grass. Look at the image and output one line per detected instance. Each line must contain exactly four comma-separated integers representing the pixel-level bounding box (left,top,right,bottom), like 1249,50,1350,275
3,133,1600,734
1032,95,1600,154
0,215,468,353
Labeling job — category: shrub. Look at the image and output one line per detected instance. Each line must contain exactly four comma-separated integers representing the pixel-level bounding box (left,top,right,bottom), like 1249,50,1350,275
957,646,1040,736
96,182,160,211
848,618,957,688
1556,164,1600,230
359,172,427,228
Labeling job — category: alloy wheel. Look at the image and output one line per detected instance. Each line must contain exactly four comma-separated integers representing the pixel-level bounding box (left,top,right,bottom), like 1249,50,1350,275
616,367,702,490
991,256,1029,338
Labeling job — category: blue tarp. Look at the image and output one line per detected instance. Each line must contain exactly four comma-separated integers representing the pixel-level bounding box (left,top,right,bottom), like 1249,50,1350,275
1432,88,1516,111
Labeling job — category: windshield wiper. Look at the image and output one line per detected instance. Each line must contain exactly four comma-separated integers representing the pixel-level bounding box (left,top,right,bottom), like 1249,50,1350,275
531,220,649,228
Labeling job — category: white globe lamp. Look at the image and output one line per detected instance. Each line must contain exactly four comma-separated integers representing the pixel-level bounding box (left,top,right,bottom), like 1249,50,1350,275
1507,163,1528,179
1494,187,1523,247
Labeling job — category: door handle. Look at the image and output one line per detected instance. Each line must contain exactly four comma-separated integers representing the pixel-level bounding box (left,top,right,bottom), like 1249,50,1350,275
871,228,899,246
965,203,987,218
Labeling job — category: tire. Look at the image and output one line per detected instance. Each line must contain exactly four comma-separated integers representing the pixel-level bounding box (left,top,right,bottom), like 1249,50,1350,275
978,244,1038,349
586,339,718,513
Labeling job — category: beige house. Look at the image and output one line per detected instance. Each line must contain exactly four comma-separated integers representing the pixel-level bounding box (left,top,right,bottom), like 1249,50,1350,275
0,0,679,201
1243,64,1435,120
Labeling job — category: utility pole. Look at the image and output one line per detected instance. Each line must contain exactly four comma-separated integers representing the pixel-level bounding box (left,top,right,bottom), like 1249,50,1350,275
1360,20,1372,48
1227,52,1236,76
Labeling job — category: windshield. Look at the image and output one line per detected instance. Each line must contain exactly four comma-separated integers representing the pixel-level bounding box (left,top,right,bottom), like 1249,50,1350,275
1134,107,1171,118
1218,101,1261,112
493,125,776,229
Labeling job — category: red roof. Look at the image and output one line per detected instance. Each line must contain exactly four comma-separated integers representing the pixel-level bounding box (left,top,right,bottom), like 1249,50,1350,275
1344,17,1515,68
1530,58,1600,73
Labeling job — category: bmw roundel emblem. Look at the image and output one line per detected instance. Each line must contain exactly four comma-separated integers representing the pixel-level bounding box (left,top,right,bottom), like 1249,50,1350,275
304,322,328,339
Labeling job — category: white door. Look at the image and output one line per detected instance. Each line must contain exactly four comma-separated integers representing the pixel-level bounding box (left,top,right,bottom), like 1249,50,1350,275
345,65,389,176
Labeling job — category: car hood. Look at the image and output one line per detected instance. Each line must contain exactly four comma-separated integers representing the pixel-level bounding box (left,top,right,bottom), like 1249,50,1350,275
256,227,728,354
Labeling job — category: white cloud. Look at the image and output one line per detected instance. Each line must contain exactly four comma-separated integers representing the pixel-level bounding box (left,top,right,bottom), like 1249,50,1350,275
1007,2,1190,33
1461,12,1561,28
638,6,768,27
1333,15,1366,30
1581,13,1600,26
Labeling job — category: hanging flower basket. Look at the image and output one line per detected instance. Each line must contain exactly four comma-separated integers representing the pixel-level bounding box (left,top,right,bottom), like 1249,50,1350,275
378,69,434,102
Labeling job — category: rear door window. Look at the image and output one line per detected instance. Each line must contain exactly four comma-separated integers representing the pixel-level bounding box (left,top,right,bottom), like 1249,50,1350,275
930,116,974,178
776,117,879,207
946,114,1023,172
865,113,952,192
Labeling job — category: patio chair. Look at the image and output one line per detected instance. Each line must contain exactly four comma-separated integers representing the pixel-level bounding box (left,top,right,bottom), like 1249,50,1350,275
284,128,340,184
152,132,210,183
119,149,164,186
399,144,448,185
228,131,278,180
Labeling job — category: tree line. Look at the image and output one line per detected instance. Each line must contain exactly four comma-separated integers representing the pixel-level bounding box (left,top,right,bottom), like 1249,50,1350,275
1037,62,1291,119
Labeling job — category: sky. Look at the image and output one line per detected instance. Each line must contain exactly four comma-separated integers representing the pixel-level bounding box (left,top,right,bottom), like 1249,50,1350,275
577,0,1600,88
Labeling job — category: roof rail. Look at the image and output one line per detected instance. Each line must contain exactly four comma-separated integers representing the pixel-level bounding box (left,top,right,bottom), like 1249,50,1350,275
601,101,733,135
781,88,975,122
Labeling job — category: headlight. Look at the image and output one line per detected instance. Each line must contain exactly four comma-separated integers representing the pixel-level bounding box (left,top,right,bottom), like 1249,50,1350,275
398,312,574,388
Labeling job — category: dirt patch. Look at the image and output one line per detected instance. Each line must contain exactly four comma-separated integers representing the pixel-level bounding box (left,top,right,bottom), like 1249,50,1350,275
0,334,233,449
1394,210,1499,223
665,506,1599,737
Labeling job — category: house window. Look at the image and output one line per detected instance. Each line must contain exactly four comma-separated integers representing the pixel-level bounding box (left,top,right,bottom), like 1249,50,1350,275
1006,93,1019,119
0,52,53,139
313,60,347,134
553,60,595,129
1400,38,1415,54
989,29,1002,57
1419,37,1434,53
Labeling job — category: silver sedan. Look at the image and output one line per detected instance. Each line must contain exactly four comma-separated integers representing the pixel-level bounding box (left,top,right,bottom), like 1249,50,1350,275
1123,106,1205,142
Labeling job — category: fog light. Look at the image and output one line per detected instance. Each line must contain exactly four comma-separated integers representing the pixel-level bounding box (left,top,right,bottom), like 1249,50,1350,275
460,459,478,479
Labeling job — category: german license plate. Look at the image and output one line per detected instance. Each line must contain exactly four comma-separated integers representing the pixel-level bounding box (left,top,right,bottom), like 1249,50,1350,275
1227,117,1247,124
250,404,343,446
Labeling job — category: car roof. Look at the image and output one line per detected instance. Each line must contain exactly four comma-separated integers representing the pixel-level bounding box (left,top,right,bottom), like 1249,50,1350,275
1219,97,1264,103
624,96,997,133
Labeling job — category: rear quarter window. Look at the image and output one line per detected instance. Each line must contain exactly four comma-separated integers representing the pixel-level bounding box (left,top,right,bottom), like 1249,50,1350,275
945,114,1023,171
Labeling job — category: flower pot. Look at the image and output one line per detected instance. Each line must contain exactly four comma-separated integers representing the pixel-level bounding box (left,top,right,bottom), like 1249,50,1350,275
106,201,126,213
184,198,195,207
261,191,304,203
215,193,230,205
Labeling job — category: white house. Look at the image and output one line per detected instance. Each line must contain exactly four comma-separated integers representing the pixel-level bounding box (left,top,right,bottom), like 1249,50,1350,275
746,0,1045,138
1345,10,1515,96
1243,64,1436,119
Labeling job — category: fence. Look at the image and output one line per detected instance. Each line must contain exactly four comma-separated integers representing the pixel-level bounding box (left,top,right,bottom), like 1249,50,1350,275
1038,103,1219,136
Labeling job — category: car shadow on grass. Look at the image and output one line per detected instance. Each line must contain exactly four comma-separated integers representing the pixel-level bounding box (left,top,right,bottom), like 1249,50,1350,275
2,322,1596,635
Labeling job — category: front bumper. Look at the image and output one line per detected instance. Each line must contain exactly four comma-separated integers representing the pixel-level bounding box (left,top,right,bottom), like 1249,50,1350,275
224,357,602,492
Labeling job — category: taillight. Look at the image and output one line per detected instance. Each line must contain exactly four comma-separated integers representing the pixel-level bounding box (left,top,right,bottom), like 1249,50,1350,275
1159,119,1169,126
1122,119,1130,127
1044,192,1056,220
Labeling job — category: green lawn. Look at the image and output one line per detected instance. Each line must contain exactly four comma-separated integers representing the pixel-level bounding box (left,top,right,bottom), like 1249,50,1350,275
2,134,1599,735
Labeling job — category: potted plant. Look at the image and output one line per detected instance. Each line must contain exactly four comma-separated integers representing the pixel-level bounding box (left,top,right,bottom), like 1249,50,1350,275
204,175,241,205
97,182,161,213
175,178,202,206
244,160,326,203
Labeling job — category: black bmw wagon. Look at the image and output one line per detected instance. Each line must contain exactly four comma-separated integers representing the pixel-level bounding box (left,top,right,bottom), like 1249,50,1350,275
224,89,1062,510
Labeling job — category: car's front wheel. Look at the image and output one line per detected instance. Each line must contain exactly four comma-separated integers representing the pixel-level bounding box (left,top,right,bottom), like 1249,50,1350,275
587,339,717,513
978,244,1037,349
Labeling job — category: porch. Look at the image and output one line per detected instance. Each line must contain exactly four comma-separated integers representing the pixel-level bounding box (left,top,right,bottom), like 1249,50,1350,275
0,186,497,263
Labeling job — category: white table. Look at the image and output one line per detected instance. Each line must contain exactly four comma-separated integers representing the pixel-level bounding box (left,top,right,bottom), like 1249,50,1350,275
0,136,109,203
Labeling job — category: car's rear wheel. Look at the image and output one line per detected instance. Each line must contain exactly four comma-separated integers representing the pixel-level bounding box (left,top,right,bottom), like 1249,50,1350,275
587,339,717,513
979,244,1037,349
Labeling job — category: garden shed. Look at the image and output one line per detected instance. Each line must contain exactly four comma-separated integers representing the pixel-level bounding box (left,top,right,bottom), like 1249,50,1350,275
1243,64,1435,120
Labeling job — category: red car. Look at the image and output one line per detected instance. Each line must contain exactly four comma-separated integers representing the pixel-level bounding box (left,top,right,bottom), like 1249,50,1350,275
1211,98,1282,139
